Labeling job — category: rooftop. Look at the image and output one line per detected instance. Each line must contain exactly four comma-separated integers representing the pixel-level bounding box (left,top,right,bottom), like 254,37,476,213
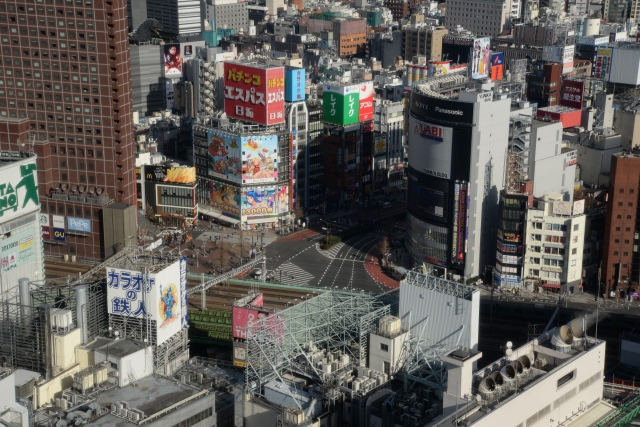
93,338,147,359
538,104,579,113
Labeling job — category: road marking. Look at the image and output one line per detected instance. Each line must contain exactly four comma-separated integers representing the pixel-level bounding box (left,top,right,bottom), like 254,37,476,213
273,261,315,287
327,232,380,287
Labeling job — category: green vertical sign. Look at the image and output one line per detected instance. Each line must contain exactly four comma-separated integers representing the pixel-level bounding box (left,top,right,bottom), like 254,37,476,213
343,92,359,125
323,91,360,125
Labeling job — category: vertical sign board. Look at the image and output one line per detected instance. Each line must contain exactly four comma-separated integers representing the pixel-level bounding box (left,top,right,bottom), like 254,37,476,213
451,182,460,262
289,132,295,211
490,53,504,81
52,215,65,242
470,37,491,80
596,47,612,79
458,183,467,261
284,68,306,102
358,81,374,122
223,63,285,125
180,257,188,328
40,213,50,240
560,80,585,109
322,84,360,125
106,260,184,345
233,306,259,339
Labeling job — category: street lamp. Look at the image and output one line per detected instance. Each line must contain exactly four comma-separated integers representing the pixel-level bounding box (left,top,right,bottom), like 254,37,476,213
320,219,331,245
195,249,200,267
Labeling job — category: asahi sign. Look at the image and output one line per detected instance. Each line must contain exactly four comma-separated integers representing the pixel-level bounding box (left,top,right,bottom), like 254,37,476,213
0,158,40,223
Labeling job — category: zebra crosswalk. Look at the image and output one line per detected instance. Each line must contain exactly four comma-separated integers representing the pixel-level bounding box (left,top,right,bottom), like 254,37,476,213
316,242,344,259
273,261,315,287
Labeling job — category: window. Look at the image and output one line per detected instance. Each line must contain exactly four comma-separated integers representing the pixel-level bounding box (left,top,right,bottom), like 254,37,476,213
380,343,389,352
620,188,625,193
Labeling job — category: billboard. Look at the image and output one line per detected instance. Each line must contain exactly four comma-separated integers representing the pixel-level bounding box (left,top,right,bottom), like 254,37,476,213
241,187,276,217
374,136,387,156
573,199,585,216
184,45,193,57
165,80,174,110
560,80,584,109
277,185,289,214
164,44,182,76
106,259,185,345
409,116,454,180
411,92,475,124
595,47,612,79
67,217,91,233
210,182,241,217
565,151,577,167
322,84,360,125
543,45,575,64
233,305,268,339
285,68,306,102
407,167,450,225
233,340,247,367
428,61,450,77
358,81,374,122
491,53,504,81
0,229,36,274
553,201,572,215
0,158,39,223
144,165,196,184
40,213,50,240
470,37,490,80
207,129,242,183
224,63,285,125
180,257,188,328
241,135,278,184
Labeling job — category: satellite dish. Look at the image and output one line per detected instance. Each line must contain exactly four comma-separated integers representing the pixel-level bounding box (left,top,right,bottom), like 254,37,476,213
96,187,104,195
78,185,86,194
61,183,69,191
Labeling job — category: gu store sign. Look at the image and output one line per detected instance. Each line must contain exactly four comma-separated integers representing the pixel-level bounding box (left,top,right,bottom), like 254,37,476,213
223,63,285,126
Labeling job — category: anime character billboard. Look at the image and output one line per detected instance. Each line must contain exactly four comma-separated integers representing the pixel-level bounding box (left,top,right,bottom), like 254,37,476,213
207,130,242,183
241,187,276,216
241,135,278,184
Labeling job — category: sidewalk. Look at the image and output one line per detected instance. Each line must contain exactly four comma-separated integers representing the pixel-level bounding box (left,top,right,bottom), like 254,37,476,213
364,243,400,289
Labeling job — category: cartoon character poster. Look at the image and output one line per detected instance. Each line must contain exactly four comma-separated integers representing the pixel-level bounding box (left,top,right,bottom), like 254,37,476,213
207,130,242,183
158,282,180,328
241,135,278,184
277,185,289,213
210,182,241,216
241,187,276,216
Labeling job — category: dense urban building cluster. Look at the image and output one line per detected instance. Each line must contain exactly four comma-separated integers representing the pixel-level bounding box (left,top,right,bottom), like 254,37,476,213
5,0,640,424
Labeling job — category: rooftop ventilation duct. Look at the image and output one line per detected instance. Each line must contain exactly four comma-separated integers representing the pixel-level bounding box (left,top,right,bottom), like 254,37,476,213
551,325,573,353
478,375,496,397
500,364,516,381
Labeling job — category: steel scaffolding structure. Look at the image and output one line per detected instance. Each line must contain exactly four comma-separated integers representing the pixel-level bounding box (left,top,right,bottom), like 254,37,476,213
0,279,107,375
245,290,390,391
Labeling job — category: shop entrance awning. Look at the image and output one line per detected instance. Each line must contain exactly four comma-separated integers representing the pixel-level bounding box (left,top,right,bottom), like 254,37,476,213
541,283,561,289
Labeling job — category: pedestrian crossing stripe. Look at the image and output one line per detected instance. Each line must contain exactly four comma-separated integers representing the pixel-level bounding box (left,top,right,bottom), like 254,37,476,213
274,261,315,287
316,242,344,259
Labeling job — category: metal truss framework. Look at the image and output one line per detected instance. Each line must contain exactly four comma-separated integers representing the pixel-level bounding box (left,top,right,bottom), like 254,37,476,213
0,280,107,375
245,290,390,392
403,271,477,301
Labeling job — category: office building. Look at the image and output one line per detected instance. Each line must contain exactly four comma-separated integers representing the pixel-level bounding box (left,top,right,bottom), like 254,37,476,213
384,0,409,21
403,24,449,62
206,0,249,34
145,0,203,37
444,0,512,37
0,0,137,260
307,104,324,214
335,19,367,58
602,152,640,298
129,41,165,117
0,156,45,295
522,194,587,293
604,0,628,23
371,30,403,69
405,79,510,277
286,101,309,214
526,63,562,108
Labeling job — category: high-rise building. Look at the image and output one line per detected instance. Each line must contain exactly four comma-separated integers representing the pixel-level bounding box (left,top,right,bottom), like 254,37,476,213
145,0,203,37
444,0,512,37
602,152,640,298
405,80,510,277
604,0,628,23
403,25,448,62
0,0,137,260
306,104,324,214
206,0,249,35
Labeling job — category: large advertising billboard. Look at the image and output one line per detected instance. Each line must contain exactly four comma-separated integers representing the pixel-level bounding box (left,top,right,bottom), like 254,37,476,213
106,259,185,345
241,187,276,217
144,165,196,184
224,63,285,125
67,217,91,233
595,47,612,79
411,93,475,124
470,37,490,80
241,135,278,184
285,68,306,102
409,116,454,180
407,167,450,226
207,129,242,183
277,185,290,214
358,81,374,122
560,80,585,109
491,53,504,81
1,229,36,275
210,182,241,217
0,158,39,223
374,135,387,156
233,305,268,339
322,84,360,125
164,44,182,76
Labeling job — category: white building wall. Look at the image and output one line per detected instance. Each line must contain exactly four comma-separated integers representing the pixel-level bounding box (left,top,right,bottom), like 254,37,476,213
369,332,408,374
529,121,575,201
463,92,511,278
468,340,605,427
444,0,511,37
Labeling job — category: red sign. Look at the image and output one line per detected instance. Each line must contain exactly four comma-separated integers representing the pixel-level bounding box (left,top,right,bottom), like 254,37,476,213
359,82,374,122
42,226,50,240
223,63,285,125
250,293,264,307
233,306,264,339
560,80,584,109
362,121,374,132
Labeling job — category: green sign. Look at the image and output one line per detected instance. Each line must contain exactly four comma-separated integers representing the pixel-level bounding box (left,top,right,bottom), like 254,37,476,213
0,158,39,221
323,91,360,125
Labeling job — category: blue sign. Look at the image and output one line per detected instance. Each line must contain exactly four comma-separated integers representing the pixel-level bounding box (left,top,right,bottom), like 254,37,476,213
491,52,504,66
53,228,65,241
67,217,91,232
285,68,306,102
